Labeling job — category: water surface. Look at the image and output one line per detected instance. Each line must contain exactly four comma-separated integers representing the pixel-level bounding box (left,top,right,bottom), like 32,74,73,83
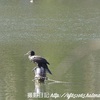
0,0,100,100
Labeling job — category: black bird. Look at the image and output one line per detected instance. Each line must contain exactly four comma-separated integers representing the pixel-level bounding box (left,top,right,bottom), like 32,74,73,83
25,50,52,74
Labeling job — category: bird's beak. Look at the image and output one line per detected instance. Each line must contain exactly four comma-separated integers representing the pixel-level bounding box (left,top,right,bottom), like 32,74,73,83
24,52,29,56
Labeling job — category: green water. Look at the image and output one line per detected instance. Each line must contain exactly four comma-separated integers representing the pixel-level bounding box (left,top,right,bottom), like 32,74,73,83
0,0,100,100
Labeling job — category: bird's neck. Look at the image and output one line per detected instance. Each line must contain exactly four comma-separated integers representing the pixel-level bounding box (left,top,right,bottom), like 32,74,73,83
28,55,34,61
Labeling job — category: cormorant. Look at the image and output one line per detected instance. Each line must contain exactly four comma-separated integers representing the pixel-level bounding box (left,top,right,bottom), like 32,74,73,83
25,50,52,74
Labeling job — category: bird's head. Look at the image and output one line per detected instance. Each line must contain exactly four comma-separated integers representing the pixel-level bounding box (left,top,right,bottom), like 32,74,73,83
25,50,35,56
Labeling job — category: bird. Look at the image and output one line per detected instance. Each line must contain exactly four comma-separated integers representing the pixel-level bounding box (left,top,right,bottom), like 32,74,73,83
25,50,52,74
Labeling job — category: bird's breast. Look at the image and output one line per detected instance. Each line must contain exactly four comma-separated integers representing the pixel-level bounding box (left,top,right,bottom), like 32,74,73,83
28,55,35,61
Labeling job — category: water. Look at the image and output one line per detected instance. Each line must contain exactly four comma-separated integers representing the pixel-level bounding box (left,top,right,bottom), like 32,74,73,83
0,0,100,100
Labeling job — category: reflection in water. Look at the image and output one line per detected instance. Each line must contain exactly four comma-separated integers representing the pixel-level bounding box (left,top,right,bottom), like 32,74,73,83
34,82,46,98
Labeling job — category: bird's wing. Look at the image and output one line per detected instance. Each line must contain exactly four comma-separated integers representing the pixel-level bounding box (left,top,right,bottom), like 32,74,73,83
32,56,50,65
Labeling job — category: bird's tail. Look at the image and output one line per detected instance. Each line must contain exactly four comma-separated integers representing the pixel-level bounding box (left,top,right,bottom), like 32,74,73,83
46,66,52,74
41,64,52,75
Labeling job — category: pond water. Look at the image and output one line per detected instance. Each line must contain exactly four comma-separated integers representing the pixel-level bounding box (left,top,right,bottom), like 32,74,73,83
0,0,100,100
